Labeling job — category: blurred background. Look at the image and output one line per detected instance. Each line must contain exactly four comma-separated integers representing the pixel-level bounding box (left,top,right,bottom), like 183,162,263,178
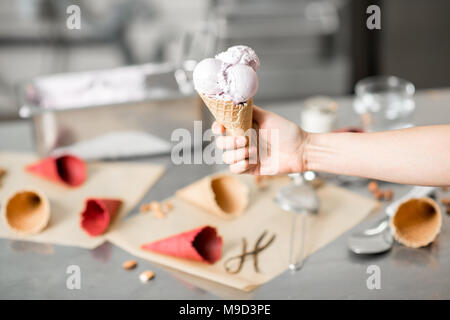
0,0,449,155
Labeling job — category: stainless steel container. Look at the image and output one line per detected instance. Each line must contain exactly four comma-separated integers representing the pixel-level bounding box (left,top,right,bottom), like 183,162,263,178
17,63,204,158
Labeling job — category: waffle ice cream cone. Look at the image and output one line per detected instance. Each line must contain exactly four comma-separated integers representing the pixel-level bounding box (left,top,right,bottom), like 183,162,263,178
141,226,223,264
176,174,249,219
200,94,253,136
2,188,50,235
390,197,442,248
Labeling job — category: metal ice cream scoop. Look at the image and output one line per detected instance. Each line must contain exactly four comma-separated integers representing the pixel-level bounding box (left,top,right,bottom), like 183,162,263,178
275,173,319,271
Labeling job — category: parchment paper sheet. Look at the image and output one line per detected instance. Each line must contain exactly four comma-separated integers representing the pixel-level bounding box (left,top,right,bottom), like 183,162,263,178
107,175,379,291
0,152,165,248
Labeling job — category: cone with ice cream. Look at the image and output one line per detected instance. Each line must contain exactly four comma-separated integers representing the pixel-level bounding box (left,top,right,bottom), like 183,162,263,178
193,46,260,137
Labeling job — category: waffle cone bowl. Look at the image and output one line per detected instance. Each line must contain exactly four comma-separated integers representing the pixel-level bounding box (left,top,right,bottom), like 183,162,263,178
200,93,253,136
390,197,442,248
2,188,50,235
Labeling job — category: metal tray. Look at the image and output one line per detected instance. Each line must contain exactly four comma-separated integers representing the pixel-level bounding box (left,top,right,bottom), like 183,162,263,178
17,63,205,158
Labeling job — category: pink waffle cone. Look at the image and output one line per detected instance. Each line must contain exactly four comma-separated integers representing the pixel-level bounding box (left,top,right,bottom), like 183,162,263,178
26,154,86,187
141,226,223,264
80,198,122,237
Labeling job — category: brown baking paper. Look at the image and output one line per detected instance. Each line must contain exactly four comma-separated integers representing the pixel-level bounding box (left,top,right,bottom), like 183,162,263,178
107,175,378,291
0,152,165,248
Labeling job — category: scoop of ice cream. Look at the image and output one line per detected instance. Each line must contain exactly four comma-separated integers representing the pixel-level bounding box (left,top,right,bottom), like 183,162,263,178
215,45,260,71
193,45,260,103
192,58,222,95
225,64,258,103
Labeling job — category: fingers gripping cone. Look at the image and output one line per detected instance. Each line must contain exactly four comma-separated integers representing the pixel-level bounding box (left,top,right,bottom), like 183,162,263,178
200,93,253,136
390,197,442,248
176,174,249,220
2,188,50,235
141,226,223,264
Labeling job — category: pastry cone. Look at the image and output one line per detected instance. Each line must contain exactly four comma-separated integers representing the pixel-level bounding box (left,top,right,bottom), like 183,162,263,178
2,188,50,235
80,198,122,237
141,226,222,263
176,174,249,219
26,154,86,187
200,93,253,136
390,197,442,248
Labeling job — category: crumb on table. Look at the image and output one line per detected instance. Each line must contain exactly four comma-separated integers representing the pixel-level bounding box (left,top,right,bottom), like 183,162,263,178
122,260,137,270
150,201,166,219
162,201,173,212
139,270,155,283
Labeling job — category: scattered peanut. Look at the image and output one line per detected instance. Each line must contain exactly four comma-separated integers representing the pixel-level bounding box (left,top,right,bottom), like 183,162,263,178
441,197,450,206
139,270,155,283
162,201,173,212
374,190,384,201
122,260,138,270
368,181,379,193
140,203,151,213
150,201,166,219
384,189,393,201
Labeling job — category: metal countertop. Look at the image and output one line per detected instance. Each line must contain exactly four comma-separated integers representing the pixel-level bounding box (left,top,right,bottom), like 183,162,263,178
1,89,449,299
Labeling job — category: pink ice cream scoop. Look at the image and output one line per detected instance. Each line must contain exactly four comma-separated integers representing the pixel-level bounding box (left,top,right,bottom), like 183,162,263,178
193,45,259,104
215,45,260,71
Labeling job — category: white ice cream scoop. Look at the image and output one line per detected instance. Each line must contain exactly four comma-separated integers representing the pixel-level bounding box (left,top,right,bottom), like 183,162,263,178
226,64,259,103
192,58,222,95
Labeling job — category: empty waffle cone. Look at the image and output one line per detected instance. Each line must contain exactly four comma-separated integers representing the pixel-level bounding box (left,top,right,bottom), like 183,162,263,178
390,197,442,248
2,188,50,235
176,174,249,219
25,154,86,187
80,198,122,237
200,93,253,136
141,226,223,264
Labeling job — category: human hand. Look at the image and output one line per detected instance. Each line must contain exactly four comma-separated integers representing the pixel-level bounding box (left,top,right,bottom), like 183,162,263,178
212,106,309,175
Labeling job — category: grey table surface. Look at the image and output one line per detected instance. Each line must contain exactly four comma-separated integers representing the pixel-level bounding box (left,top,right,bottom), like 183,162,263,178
1,89,450,299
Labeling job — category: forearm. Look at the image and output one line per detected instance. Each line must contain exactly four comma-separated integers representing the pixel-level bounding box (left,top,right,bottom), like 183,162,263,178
303,125,450,186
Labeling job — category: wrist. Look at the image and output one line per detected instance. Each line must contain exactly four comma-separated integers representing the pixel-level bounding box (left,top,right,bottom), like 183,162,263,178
301,132,313,172
301,132,325,173
293,130,313,173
